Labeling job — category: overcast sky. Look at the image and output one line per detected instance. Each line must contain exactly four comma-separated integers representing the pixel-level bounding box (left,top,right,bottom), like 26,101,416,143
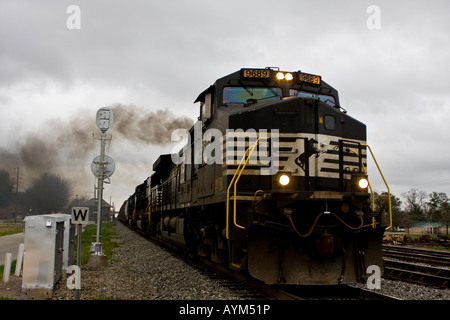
0,0,449,209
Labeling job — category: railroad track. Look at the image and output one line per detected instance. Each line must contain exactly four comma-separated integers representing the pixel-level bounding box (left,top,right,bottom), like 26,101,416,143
124,223,398,300
382,245,450,288
382,245,450,266
198,253,398,300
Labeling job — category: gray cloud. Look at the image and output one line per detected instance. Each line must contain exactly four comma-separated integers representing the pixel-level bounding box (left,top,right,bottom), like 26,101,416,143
0,0,449,205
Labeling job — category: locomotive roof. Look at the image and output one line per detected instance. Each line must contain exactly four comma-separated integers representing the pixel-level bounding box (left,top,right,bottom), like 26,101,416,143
194,68,340,107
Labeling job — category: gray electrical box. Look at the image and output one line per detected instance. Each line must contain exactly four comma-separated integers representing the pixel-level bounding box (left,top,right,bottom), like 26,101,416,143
22,214,73,298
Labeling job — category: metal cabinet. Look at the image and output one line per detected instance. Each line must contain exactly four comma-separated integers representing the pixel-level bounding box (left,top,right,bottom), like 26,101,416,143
22,214,73,298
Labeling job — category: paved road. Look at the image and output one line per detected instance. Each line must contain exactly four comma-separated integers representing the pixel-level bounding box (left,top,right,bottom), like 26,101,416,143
0,232,25,266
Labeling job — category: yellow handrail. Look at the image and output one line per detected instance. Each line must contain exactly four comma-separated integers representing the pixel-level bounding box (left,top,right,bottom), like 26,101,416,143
350,144,392,231
348,148,375,209
226,137,268,239
364,144,392,231
145,198,152,224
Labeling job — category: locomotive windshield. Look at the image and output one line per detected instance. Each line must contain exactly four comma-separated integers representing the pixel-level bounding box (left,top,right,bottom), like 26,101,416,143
289,89,336,107
223,87,282,104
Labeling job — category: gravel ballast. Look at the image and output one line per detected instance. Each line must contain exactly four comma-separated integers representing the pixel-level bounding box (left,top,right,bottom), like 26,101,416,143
1,222,449,300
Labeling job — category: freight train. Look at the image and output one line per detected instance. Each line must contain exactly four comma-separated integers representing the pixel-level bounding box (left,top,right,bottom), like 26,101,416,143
118,67,392,285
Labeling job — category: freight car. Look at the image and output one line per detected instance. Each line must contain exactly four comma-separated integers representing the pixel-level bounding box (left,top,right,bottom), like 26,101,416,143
119,67,392,285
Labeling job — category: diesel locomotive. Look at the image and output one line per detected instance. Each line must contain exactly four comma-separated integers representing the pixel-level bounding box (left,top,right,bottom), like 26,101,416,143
119,67,392,285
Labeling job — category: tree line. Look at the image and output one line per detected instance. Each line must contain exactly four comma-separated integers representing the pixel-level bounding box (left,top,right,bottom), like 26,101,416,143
374,189,450,232
0,169,72,216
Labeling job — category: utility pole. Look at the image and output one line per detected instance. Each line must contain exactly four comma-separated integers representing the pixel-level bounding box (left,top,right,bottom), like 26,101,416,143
15,167,19,194
14,167,19,222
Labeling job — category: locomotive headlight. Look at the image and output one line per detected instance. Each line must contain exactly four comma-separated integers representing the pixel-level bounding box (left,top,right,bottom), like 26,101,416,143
358,178,369,189
352,174,369,193
276,72,285,80
275,72,294,81
279,174,290,186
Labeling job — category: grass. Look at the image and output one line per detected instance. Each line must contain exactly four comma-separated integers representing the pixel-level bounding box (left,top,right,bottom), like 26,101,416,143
74,221,120,265
0,224,24,237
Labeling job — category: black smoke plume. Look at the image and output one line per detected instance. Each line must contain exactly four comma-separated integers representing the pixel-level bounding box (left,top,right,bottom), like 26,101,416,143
110,103,193,145
0,104,194,189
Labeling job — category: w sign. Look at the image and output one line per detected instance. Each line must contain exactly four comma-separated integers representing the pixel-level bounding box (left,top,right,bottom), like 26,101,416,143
71,207,90,225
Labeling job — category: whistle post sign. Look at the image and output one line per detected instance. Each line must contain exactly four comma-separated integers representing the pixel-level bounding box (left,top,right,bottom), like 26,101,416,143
71,207,90,225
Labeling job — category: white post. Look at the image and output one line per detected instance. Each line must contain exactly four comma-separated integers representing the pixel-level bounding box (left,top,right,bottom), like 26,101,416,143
3,253,12,283
15,243,24,276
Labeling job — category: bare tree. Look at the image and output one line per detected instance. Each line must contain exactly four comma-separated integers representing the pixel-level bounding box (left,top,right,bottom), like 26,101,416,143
24,173,72,214
402,188,428,221
67,195,90,208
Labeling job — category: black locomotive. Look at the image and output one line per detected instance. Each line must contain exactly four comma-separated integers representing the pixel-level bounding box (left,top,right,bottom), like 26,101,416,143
119,67,391,285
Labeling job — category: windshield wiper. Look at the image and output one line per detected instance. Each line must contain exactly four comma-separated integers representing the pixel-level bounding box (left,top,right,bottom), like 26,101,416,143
259,79,282,99
238,80,253,96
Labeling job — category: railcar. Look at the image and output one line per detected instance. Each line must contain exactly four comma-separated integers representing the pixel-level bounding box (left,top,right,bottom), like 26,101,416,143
120,67,392,285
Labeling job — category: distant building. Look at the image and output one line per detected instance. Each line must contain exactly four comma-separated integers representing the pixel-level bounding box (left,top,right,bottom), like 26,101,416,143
81,198,112,222
408,221,446,235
